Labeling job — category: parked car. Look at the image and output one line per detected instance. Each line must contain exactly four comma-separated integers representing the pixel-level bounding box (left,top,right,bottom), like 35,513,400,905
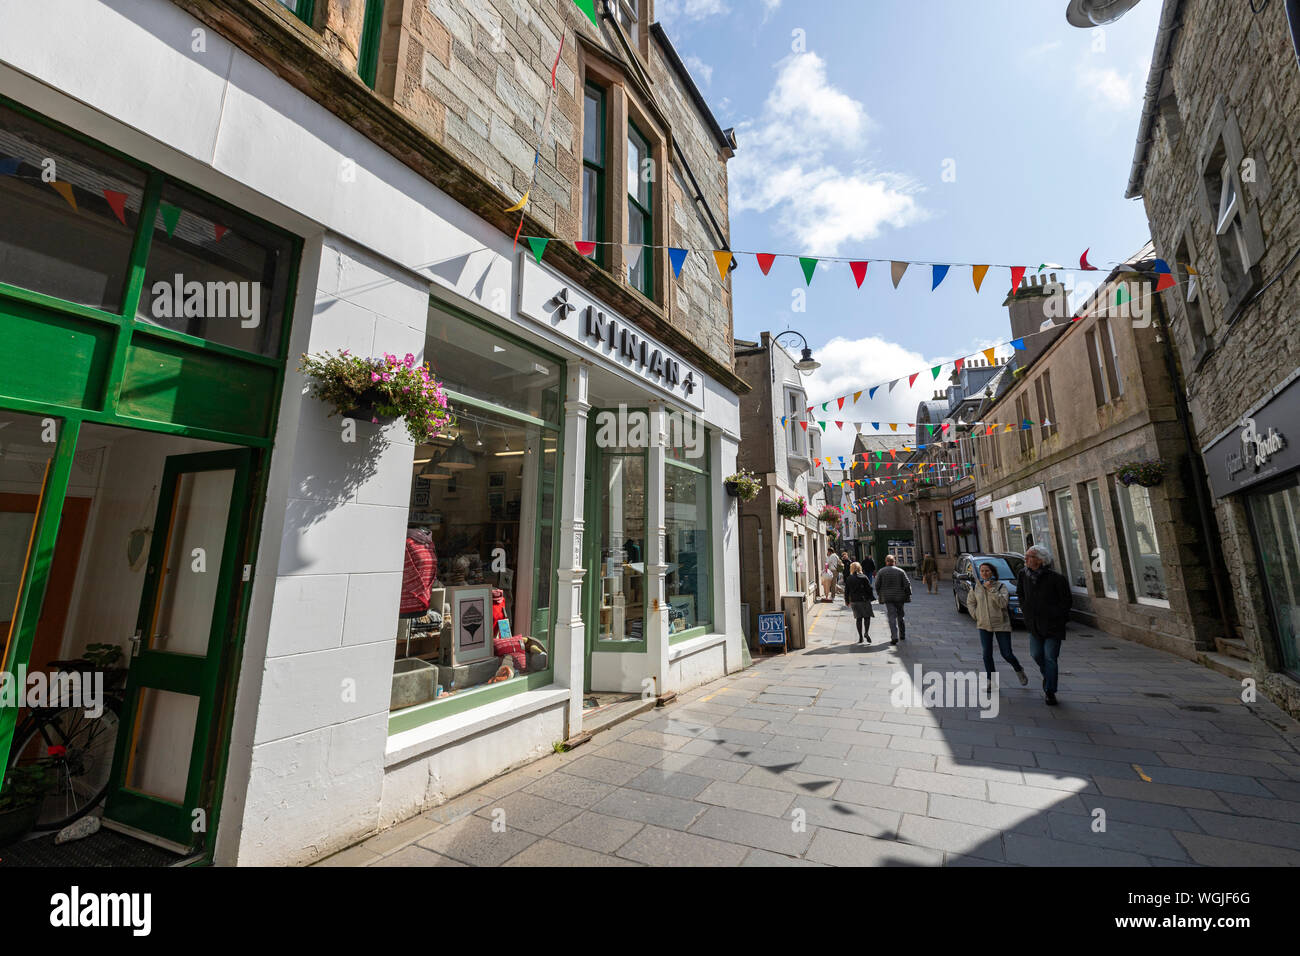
952,553,1027,623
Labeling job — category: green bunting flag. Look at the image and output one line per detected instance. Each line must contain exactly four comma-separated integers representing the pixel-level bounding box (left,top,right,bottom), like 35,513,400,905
799,257,818,286
931,365,942,379
817,421,827,432
526,236,549,263
572,0,598,25
159,202,182,238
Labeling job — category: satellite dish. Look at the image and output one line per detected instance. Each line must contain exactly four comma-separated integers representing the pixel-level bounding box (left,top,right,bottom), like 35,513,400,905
1066,0,1142,26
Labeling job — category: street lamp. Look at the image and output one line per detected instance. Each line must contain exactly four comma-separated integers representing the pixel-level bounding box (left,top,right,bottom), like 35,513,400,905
774,330,821,373
1064,0,1143,26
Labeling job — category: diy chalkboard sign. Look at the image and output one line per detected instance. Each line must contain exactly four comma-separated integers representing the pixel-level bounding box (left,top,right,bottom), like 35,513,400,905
757,613,787,655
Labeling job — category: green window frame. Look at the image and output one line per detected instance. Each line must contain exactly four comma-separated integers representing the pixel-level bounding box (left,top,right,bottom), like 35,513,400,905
387,305,566,735
582,83,607,269
626,121,653,299
276,0,315,25
357,0,385,90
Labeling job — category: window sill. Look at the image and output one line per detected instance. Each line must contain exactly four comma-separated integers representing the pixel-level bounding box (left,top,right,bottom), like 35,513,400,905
668,630,728,659
385,685,571,766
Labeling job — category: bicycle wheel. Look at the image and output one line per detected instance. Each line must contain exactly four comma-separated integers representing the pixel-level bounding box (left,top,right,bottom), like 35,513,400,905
7,697,121,831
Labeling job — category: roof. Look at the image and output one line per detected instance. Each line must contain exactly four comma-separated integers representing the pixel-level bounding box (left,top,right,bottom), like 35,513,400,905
1126,0,1185,199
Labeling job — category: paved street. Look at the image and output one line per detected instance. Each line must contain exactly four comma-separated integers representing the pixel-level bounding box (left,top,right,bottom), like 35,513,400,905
331,587,1300,867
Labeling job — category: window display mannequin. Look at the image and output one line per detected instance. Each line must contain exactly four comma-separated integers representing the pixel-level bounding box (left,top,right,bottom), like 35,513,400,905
401,526,438,617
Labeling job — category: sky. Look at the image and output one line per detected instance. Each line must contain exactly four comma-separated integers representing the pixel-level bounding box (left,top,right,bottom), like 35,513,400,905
656,0,1163,472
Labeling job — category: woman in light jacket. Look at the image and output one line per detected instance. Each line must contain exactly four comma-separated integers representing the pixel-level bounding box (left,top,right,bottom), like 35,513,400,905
967,561,1029,690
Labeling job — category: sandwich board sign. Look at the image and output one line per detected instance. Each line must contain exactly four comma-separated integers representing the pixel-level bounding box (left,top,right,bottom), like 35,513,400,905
757,613,787,654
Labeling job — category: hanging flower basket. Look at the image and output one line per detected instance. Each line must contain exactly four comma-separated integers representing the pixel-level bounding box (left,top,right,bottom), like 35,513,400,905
776,495,807,519
818,504,844,526
299,350,454,444
723,469,761,502
1116,459,1166,488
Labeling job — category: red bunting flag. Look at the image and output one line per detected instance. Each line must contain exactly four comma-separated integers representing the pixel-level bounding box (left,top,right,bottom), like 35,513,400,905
214,224,229,241
575,240,596,257
1010,265,1027,295
954,357,965,372
835,421,843,430
908,372,919,388
103,189,128,225
756,253,776,275
837,397,845,410
800,421,808,431
850,261,868,288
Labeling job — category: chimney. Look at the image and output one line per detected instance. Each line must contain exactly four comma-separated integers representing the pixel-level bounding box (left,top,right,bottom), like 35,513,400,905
1003,274,1066,370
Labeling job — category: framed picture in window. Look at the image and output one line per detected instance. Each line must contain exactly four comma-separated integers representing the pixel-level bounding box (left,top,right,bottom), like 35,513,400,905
489,471,506,488
447,586,494,665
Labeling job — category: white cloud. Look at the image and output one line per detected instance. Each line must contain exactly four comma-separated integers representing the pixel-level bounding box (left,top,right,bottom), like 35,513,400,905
1078,64,1136,110
731,54,926,254
1024,40,1063,61
657,0,729,22
682,53,713,86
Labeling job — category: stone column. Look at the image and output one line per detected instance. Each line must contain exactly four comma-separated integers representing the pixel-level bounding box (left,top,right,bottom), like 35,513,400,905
553,361,590,736
645,401,670,696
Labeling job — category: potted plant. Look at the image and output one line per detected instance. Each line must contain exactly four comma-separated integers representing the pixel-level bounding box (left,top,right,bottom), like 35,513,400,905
817,504,843,525
776,494,806,519
299,350,454,443
1116,459,1166,487
723,468,761,502
0,760,54,847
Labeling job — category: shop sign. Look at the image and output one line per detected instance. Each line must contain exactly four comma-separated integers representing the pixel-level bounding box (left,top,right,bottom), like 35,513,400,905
518,257,705,409
1204,376,1300,498
953,492,977,508
975,494,992,511
989,486,1044,519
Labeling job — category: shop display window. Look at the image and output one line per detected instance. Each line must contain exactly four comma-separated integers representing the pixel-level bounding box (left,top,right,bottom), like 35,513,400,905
1115,480,1169,605
596,451,646,643
1054,489,1088,591
136,183,294,357
1248,478,1300,676
665,441,711,638
0,103,146,313
390,311,562,717
0,410,60,666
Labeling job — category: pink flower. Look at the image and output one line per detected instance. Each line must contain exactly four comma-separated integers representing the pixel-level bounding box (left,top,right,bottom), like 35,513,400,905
371,372,380,382
404,353,415,367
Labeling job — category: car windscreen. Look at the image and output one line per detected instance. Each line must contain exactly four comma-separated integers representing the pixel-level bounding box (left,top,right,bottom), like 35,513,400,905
974,557,1022,580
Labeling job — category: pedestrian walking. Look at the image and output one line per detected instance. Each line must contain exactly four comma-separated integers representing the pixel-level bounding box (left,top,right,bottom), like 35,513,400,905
966,560,1029,693
844,561,874,644
861,553,877,589
839,550,852,602
920,552,939,593
873,554,912,645
819,558,837,603
1016,544,1072,705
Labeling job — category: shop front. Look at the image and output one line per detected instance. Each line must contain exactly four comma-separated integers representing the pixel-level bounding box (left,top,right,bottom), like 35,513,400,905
0,98,299,858
1203,372,1300,684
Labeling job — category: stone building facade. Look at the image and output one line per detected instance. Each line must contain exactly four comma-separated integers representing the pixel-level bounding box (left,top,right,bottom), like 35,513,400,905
849,433,917,571
734,333,832,646
1128,0,1300,716
970,252,1226,664
0,0,746,865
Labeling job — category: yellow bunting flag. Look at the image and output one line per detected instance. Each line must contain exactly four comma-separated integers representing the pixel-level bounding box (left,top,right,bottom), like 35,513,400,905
51,181,77,211
713,250,733,281
889,423,898,432
972,264,989,292
504,190,530,213
853,390,863,403
983,347,996,365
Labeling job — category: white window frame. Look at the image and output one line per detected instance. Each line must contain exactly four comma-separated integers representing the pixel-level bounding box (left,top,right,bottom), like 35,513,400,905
785,387,807,458
1054,489,1088,593
1215,159,1251,273
1086,480,1119,598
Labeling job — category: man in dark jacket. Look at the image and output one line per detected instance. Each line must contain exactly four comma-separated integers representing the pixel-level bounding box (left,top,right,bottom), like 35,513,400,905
861,553,877,588
1016,544,1072,705
873,555,912,645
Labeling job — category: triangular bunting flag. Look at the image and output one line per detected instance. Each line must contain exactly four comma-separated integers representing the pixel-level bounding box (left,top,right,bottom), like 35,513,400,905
669,247,688,277
572,0,598,26
504,190,530,213
888,379,898,393
931,264,950,290
50,181,77,211
869,386,879,400
526,236,549,263
1152,258,1176,292
214,224,229,241
850,261,868,288
623,244,643,270
908,373,919,388
931,365,942,379
954,357,965,373
1080,247,1098,271
835,421,843,430
890,261,909,288
822,402,829,412
817,421,827,432
889,423,897,432
972,264,989,292
799,257,818,286
837,397,845,410
800,421,808,431
713,250,733,281
575,240,597,257
982,347,996,365
853,391,863,403
1009,265,1027,295
103,189,128,225
872,422,880,430
1011,338,1026,350
159,201,182,237
755,253,776,275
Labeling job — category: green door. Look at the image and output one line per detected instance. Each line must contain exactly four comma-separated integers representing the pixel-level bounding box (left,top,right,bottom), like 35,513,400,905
103,448,252,849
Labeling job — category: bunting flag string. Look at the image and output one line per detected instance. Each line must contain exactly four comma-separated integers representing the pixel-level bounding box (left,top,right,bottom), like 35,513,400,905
503,35,566,244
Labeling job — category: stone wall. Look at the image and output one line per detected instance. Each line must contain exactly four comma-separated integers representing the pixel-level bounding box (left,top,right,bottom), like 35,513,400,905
1134,0,1300,710
324,0,735,370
